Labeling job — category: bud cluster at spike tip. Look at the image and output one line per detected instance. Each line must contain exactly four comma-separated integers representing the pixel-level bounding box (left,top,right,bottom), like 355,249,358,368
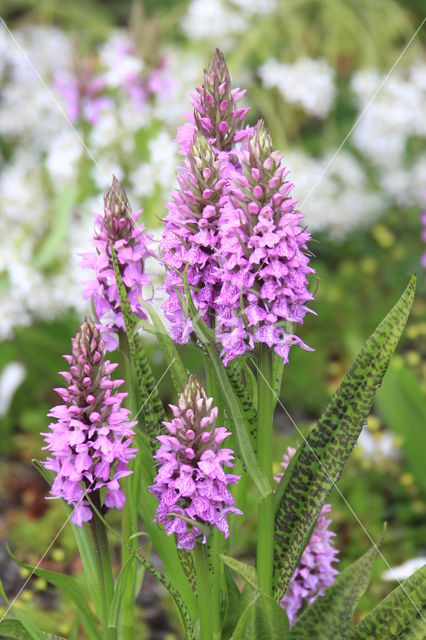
160,134,227,343
80,176,153,351
42,318,137,526
275,447,339,626
149,375,242,550
176,48,252,157
216,121,315,365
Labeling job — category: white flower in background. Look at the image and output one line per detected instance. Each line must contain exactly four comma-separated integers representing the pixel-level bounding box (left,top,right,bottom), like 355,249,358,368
99,30,144,88
91,159,124,190
382,558,426,582
351,66,426,167
154,50,203,124
285,151,382,237
182,0,246,43
130,132,177,198
0,290,31,342
259,58,336,117
356,427,401,463
0,362,26,416
231,0,276,13
45,129,83,185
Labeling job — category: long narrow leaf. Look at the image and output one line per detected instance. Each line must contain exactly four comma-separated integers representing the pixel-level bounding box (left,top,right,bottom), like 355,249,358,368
273,275,416,599
33,461,103,619
290,534,384,639
7,547,102,640
344,565,426,639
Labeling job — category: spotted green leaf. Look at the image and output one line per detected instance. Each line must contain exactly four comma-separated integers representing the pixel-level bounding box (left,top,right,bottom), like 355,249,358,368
273,275,416,599
0,619,66,640
221,555,259,591
344,565,426,639
231,591,289,640
290,534,383,639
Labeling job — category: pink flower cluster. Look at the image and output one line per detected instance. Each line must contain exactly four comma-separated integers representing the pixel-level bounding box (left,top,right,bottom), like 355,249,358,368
162,50,315,366
276,447,339,625
149,375,241,550
42,318,137,527
216,123,315,365
161,50,252,343
81,177,152,351
55,65,111,124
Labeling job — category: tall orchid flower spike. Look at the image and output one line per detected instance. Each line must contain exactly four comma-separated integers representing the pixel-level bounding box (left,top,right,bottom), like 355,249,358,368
176,48,252,157
42,318,137,526
216,121,316,365
276,447,339,625
149,375,242,550
161,134,227,343
80,176,153,351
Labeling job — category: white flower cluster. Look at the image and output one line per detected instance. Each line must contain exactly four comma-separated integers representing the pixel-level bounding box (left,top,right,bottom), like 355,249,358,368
351,64,426,207
0,25,199,341
285,151,382,238
182,0,277,48
259,57,336,118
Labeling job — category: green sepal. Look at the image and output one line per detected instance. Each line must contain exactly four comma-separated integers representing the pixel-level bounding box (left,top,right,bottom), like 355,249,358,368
273,275,416,599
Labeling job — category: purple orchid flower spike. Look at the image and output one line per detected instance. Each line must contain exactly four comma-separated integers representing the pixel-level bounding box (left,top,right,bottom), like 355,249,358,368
42,317,137,526
216,121,316,365
80,176,153,351
149,375,242,550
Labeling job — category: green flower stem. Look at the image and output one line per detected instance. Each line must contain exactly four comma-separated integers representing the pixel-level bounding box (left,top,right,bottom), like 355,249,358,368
256,343,274,596
205,355,223,640
195,541,213,640
119,330,137,640
90,491,115,638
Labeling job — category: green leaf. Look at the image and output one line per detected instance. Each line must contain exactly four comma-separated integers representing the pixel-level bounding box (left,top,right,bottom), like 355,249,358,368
133,549,197,640
271,351,284,411
111,245,165,445
290,534,384,639
0,619,66,640
0,620,33,639
185,275,272,499
143,302,188,393
231,591,289,640
221,555,259,591
273,275,416,599
376,363,426,493
344,565,426,639
222,566,242,640
33,461,103,619
107,554,137,632
227,360,258,451
7,612,46,640
7,547,102,640
177,549,197,594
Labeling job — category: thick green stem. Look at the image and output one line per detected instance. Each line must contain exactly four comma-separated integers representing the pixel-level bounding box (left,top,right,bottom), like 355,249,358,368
204,355,223,640
256,344,274,596
119,331,137,640
195,542,213,640
90,492,115,637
